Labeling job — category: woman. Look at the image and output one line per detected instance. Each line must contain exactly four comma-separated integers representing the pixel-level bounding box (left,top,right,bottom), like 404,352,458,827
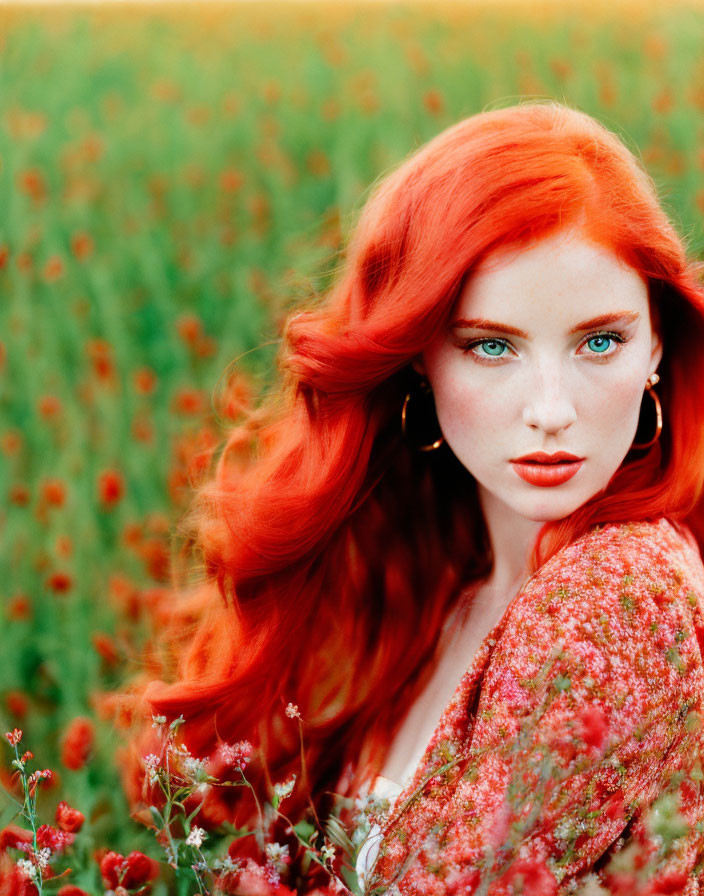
122,101,704,894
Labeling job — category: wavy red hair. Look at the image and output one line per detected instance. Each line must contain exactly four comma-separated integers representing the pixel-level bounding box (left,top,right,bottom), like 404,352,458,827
117,100,704,849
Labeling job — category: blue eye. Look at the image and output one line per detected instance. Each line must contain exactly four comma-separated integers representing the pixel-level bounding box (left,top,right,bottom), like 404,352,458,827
586,334,615,354
472,339,508,358
460,331,627,363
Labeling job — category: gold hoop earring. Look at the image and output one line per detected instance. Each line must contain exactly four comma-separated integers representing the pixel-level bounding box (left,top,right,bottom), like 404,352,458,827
631,373,662,449
401,379,445,452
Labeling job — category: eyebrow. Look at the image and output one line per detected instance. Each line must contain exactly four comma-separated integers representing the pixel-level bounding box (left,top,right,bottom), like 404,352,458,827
450,310,640,337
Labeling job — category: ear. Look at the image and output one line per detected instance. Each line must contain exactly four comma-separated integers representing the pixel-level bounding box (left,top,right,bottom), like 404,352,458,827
411,355,426,377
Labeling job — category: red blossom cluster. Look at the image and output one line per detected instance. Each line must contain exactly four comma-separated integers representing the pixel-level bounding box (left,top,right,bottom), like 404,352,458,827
99,850,159,893
213,855,296,896
59,717,95,771
0,810,82,894
98,468,126,508
175,312,217,359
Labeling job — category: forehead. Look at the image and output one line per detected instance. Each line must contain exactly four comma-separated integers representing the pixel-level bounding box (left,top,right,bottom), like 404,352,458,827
455,228,649,318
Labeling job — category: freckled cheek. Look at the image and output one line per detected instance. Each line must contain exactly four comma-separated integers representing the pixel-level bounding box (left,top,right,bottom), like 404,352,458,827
585,374,645,424
431,370,500,440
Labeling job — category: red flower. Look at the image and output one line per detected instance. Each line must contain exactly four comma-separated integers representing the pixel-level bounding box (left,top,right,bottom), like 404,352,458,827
43,254,65,283
18,168,47,202
219,168,244,192
0,852,39,895
6,691,29,718
6,594,32,620
133,367,157,395
175,313,203,348
576,703,610,751
36,824,74,854
99,850,159,890
0,823,32,851
98,469,125,508
92,632,120,666
60,717,95,770
41,478,67,508
4,729,22,747
423,88,445,117
46,571,73,595
37,394,63,420
445,868,481,895
604,791,627,825
172,387,207,416
495,856,557,896
0,430,22,456
195,334,217,358
55,535,73,558
55,801,85,833
58,886,91,896
70,232,94,261
85,339,115,381
226,858,296,896
138,537,171,582
644,870,691,894
9,484,30,506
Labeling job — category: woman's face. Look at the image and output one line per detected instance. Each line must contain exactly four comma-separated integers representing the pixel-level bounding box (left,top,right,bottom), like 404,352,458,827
414,226,663,522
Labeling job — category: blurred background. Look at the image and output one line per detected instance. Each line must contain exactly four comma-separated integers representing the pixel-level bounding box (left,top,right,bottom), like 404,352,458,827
1,0,704,890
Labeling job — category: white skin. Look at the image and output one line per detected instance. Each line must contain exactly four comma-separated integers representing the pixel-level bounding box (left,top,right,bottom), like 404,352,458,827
413,225,663,600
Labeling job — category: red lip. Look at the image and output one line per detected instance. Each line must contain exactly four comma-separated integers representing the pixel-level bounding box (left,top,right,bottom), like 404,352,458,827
511,451,583,464
511,459,584,487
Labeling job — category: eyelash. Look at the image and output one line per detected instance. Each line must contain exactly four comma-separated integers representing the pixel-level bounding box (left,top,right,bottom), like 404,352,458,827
459,331,628,364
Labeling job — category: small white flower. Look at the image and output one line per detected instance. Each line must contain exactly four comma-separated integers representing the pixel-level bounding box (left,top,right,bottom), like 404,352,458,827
183,755,209,782
186,826,207,848
320,843,336,863
143,753,161,784
274,774,296,802
151,714,167,728
169,742,191,760
16,858,38,881
265,841,289,872
213,855,240,873
285,702,301,719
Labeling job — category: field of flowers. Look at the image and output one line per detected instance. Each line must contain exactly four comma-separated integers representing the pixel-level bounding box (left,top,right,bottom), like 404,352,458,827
1,1,704,892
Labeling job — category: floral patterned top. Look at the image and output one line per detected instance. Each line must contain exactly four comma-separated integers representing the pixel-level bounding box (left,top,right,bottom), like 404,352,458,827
360,517,704,895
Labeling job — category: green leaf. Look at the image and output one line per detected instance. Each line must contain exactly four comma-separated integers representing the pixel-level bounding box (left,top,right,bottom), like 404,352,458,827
554,674,571,691
325,815,356,856
341,861,363,896
293,819,316,843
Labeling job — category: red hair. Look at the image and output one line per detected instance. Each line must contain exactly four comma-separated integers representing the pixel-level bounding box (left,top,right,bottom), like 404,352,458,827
118,100,704,845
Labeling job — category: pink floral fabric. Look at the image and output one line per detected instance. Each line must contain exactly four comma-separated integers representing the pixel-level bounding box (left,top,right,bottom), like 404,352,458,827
364,517,704,895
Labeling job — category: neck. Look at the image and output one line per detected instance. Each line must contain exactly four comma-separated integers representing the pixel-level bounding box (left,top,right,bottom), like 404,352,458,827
477,486,546,593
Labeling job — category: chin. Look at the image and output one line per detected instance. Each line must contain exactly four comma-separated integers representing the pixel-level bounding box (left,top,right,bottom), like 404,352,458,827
515,494,586,522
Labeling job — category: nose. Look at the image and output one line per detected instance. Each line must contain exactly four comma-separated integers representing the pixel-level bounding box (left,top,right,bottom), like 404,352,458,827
522,360,577,435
